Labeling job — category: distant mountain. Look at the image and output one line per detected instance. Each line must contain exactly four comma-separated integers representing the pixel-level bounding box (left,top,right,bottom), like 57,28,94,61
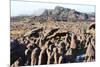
11,6,95,22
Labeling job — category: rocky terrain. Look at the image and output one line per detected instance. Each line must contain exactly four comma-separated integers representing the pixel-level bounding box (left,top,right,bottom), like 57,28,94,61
10,6,95,67
11,6,95,22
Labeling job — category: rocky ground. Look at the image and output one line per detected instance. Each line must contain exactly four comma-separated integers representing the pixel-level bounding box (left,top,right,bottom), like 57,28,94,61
10,21,95,67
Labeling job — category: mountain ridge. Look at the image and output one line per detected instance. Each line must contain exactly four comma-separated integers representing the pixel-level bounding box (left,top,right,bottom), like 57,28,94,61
11,6,95,22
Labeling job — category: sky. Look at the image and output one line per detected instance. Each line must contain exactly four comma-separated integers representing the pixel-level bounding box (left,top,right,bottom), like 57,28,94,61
11,1,96,16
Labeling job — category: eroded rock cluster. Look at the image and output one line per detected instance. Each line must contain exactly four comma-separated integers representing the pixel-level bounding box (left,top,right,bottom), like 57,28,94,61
10,22,95,67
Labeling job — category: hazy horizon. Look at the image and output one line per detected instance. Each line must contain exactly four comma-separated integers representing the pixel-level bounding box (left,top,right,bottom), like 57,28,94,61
11,1,96,17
